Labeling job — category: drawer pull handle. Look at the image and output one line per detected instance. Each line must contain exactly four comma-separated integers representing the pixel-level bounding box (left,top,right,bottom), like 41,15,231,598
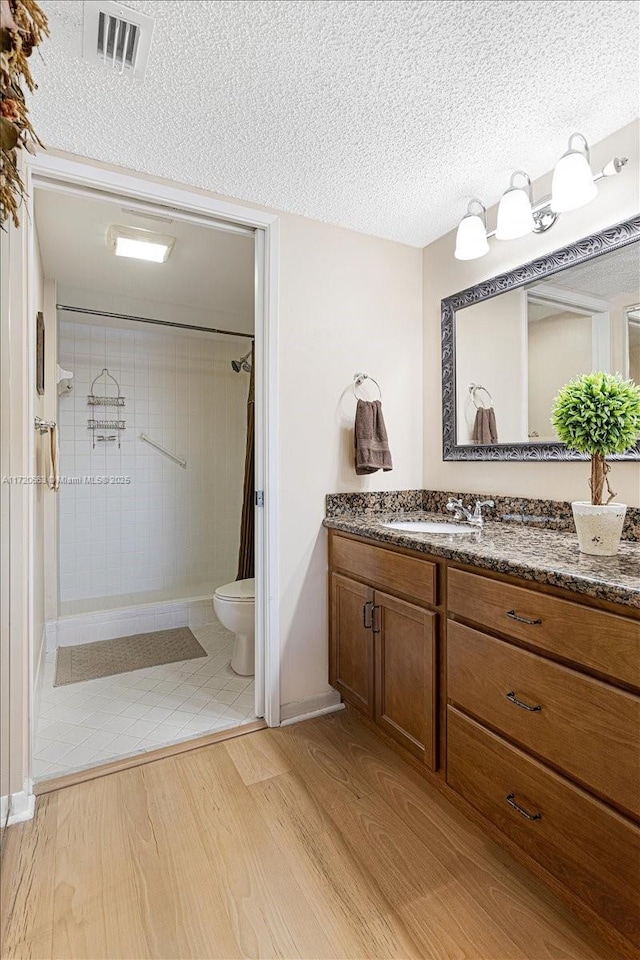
362,601,373,630
506,793,542,821
372,604,381,634
506,609,542,626
506,691,542,712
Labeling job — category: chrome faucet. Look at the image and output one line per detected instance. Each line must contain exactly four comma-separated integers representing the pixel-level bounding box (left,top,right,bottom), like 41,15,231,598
446,498,494,527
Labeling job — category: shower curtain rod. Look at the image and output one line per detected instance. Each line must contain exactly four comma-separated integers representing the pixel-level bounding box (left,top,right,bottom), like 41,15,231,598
56,304,254,339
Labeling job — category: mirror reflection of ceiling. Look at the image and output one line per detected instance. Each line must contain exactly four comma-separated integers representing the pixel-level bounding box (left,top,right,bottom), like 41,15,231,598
34,188,255,334
530,243,640,301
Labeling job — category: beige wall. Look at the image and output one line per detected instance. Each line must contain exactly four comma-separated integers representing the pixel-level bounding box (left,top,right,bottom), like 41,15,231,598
455,290,526,444
527,310,593,442
423,119,640,507
277,214,423,704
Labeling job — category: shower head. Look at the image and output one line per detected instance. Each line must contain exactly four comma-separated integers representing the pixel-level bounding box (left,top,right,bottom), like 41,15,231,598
231,350,252,373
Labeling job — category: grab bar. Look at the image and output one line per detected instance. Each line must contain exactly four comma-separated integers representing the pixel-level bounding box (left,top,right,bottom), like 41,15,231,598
139,433,187,469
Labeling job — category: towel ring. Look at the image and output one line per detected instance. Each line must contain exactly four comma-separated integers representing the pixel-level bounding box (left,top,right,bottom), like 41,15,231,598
469,382,493,409
353,372,382,401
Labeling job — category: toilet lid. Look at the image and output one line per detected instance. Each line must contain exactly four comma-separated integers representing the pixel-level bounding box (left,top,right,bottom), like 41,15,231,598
215,578,255,602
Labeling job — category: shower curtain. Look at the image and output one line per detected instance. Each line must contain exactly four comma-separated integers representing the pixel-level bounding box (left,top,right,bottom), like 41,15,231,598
236,344,255,580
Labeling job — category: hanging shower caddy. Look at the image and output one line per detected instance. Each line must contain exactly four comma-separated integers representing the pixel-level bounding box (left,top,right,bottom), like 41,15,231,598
87,367,126,448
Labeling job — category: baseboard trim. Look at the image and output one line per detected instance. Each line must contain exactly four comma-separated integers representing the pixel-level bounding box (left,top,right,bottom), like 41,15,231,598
280,690,343,727
1,788,36,826
34,719,267,795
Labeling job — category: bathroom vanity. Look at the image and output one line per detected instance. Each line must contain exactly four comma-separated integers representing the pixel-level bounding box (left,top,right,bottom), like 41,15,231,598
325,497,640,958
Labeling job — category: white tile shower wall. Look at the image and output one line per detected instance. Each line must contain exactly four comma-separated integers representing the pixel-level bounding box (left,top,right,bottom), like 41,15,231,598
58,319,249,604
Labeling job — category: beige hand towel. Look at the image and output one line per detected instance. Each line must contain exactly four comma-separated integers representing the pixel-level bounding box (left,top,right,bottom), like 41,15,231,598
472,407,498,445
354,399,393,475
46,424,60,491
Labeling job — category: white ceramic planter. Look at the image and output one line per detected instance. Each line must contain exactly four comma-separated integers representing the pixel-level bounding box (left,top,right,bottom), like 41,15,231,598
571,501,627,556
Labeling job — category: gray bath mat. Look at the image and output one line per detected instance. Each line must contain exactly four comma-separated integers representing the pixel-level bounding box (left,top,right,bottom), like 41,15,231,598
54,626,207,686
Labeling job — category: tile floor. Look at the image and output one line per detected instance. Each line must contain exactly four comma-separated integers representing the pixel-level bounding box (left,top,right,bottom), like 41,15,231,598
33,617,257,781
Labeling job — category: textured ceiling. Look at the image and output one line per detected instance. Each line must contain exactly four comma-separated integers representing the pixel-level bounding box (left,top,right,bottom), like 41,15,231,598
31,0,639,247
539,242,640,301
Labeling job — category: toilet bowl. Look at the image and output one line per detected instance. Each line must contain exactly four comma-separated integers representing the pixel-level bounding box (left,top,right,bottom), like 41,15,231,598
213,578,255,676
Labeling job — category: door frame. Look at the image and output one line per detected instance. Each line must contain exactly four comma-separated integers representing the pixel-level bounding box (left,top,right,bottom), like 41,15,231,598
16,152,281,788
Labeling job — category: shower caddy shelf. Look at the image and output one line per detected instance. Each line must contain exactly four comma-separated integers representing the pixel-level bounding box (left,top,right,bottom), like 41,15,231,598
87,368,126,447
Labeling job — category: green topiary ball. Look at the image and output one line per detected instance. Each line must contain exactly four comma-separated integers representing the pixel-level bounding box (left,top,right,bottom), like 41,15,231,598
551,372,640,456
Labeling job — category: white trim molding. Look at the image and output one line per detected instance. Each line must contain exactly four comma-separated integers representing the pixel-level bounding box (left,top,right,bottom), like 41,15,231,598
10,151,282,798
280,690,344,727
1,785,35,826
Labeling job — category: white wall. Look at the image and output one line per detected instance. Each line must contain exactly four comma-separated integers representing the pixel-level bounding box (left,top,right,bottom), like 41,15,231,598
423,119,640,507
57,315,248,607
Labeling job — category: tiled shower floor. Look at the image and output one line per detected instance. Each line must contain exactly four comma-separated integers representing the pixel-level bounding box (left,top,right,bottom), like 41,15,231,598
33,617,257,781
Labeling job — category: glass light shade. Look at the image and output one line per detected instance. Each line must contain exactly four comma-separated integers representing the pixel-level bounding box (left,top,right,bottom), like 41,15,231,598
454,213,489,260
551,150,598,212
114,237,170,262
495,187,535,240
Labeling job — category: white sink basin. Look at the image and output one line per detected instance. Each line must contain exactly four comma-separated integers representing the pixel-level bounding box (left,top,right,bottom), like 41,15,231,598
383,520,477,534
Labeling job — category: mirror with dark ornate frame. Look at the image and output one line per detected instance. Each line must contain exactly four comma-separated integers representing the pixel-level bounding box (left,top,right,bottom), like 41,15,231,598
441,216,640,461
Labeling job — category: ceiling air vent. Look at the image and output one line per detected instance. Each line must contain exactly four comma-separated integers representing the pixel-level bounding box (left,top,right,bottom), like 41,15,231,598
83,1,154,78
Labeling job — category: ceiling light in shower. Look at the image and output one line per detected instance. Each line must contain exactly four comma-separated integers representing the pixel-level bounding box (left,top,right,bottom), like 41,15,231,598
107,224,175,263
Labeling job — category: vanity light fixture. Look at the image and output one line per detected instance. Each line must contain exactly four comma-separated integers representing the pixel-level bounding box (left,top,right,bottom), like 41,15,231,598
454,199,489,260
454,131,628,260
551,133,599,212
107,224,176,263
495,171,535,240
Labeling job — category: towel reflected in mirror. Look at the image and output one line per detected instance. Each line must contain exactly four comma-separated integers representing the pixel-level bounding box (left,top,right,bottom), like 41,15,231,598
472,406,498,445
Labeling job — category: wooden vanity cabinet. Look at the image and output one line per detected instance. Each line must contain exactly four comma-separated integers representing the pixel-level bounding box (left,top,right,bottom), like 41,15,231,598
329,534,438,768
330,573,374,718
373,591,436,762
446,566,640,953
328,527,640,957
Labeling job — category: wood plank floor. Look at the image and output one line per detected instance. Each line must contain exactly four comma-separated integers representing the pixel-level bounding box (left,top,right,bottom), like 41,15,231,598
0,710,619,960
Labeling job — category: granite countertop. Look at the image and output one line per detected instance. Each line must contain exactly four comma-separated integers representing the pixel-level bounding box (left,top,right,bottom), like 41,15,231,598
323,511,640,609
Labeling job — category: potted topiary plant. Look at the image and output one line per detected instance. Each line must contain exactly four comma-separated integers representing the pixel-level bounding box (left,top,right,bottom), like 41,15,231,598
551,372,640,556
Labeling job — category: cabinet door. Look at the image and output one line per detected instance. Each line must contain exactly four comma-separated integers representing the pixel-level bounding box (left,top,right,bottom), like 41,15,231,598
330,573,374,717
374,591,437,767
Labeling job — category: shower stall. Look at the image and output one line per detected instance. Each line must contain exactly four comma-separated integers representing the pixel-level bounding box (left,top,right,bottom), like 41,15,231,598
55,306,253,638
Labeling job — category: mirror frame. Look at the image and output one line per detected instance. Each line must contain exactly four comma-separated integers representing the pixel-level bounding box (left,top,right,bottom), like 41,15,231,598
441,215,640,461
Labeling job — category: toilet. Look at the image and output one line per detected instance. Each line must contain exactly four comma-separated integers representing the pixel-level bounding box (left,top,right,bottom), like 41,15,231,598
213,578,255,676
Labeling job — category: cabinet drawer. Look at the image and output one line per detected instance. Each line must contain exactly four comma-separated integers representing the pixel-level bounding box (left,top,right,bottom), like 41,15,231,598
448,620,640,818
447,707,640,948
332,535,436,606
447,567,640,689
